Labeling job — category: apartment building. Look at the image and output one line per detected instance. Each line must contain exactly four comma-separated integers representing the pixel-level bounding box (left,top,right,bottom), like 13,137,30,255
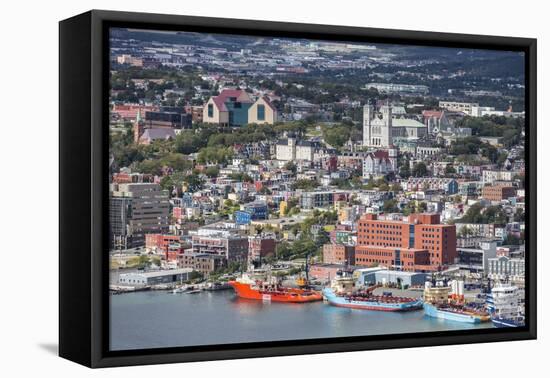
355,213,456,271
109,183,170,249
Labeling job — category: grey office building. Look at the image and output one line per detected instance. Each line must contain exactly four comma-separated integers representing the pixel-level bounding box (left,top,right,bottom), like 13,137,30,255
110,183,170,249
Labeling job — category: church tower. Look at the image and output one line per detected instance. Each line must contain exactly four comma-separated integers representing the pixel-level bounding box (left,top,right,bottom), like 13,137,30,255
379,104,393,148
362,104,374,146
363,102,393,148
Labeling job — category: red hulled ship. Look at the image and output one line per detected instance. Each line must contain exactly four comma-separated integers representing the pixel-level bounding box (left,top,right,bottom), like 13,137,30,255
229,273,322,303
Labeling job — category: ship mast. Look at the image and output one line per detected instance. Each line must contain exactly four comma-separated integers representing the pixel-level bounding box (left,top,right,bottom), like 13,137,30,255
305,251,309,283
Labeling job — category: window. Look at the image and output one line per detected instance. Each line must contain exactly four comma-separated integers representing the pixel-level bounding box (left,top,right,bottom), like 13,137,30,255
208,103,213,118
257,104,265,120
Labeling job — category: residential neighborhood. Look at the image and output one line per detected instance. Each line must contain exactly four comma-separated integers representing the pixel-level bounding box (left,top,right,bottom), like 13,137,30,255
107,27,527,349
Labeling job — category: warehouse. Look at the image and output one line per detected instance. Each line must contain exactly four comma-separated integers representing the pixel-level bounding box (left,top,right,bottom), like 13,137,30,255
118,268,193,286
355,268,427,288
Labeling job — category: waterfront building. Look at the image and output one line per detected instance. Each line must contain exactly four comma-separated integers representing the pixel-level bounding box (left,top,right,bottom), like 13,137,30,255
191,233,249,263
248,235,276,262
118,268,193,286
309,263,347,281
110,183,170,249
145,234,181,253
355,213,457,272
356,268,428,288
178,253,226,276
456,241,497,272
322,243,355,265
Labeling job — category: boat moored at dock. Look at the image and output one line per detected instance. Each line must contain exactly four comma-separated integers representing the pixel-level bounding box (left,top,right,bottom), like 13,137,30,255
486,283,525,328
322,271,423,312
229,273,322,303
423,280,490,323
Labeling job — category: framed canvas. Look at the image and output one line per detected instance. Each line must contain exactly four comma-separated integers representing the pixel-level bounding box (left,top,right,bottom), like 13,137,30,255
59,10,537,368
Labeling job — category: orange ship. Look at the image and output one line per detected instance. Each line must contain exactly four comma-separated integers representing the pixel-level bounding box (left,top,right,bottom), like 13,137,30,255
229,274,322,303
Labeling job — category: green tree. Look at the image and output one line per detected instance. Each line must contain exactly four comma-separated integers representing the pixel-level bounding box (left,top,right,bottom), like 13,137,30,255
284,161,297,174
445,165,456,176
383,199,399,213
412,162,428,177
292,179,320,191
205,166,220,178
275,242,292,260
399,162,411,178
184,174,204,192
322,124,352,149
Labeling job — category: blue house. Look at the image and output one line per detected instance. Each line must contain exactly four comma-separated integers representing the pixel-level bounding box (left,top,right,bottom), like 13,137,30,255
445,179,459,195
235,210,252,225
235,201,268,225
244,201,268,220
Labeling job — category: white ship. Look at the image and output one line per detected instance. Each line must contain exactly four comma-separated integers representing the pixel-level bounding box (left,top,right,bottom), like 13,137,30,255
486,283,525,328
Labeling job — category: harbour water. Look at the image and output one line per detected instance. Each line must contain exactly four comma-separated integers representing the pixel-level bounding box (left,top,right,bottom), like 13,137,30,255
110,290,493,351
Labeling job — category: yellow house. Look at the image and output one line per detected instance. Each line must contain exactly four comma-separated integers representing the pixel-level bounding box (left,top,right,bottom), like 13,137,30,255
248,96,278,125
279,200,288,215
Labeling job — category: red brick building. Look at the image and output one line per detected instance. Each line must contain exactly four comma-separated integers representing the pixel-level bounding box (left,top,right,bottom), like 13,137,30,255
178,253,226,276
145,234,187,260
111,104,158,121
482,185,516,201
322,243,355,265
355,213,456,271
248,235,276,262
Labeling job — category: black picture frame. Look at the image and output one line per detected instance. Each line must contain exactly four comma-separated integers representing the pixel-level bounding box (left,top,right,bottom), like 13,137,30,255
59,9,537,368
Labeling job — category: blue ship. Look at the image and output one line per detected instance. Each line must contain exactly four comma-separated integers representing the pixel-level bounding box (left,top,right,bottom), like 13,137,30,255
322,288,423,312
490,315,525,328
423,302,489,324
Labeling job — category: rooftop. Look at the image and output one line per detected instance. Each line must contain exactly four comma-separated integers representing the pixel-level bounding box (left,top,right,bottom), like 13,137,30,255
120,268,193,278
